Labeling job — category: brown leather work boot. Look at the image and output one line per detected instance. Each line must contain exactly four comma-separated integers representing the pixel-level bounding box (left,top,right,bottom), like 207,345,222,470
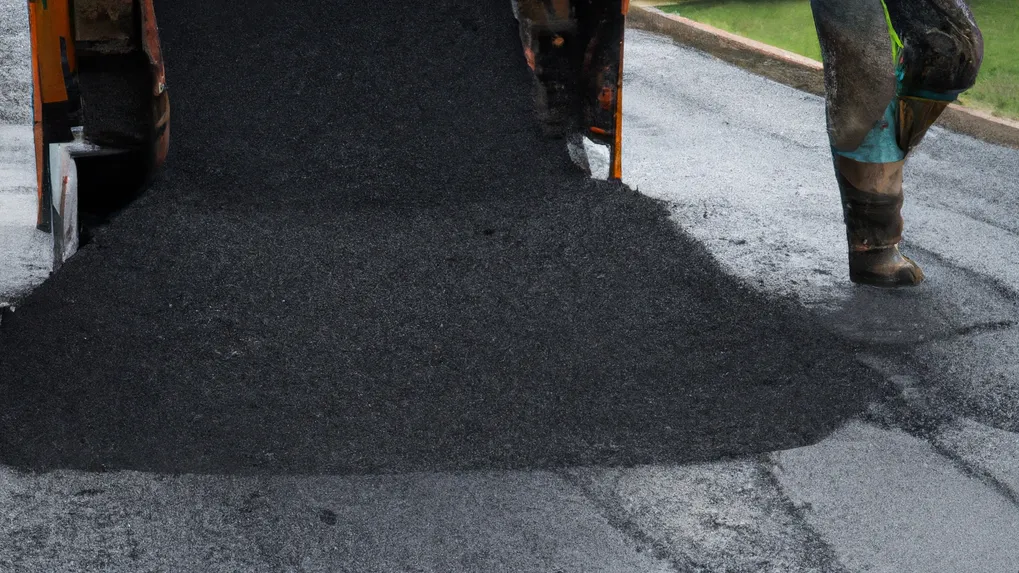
835,155,924,287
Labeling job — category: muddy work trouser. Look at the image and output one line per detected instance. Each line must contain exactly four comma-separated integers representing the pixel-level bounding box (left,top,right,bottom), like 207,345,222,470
810,0,983,286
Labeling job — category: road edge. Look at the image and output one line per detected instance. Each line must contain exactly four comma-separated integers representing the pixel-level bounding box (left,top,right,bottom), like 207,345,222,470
626,6,1019,151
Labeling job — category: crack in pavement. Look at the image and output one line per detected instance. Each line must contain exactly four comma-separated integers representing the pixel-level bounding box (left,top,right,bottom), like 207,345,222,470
561,458,854,573
557,469,692,573
855,355,1019,511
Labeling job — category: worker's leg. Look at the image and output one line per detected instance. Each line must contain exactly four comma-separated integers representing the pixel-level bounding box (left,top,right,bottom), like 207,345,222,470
514,0,579,137
513,0,626,179
570,0,625,145
810,0,982,287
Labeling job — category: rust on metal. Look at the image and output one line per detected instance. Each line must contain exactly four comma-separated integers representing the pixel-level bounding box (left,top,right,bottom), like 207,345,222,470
139,0,170,168
598,85,613,111
139,0,166,96
552,0,570,20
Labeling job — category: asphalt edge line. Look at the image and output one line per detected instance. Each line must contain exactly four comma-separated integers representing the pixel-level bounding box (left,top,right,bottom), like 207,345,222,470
758,454,855,573
626,6,1019,151
556,469,699,572
855,352,1019,511
559,460,853,573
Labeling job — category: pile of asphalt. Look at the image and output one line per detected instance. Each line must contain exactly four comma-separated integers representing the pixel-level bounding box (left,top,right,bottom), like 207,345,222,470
77,53,153,148
0,0,889,475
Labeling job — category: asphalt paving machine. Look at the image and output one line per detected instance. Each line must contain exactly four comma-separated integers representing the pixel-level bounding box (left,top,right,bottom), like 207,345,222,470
26,0,169,268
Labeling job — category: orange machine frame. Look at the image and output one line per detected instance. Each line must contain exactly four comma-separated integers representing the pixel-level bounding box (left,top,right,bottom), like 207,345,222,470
27,0,169,231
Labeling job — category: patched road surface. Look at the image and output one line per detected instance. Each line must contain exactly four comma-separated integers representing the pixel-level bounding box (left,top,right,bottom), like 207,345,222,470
1,2,1018,571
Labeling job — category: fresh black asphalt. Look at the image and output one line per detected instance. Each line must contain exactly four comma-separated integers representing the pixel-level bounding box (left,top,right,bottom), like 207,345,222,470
0,0,889,475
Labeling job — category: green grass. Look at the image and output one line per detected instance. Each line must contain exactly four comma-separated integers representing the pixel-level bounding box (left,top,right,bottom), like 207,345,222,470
659,0,1019,120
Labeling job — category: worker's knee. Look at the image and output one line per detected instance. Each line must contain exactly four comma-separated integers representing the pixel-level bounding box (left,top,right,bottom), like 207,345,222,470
888,0,983,98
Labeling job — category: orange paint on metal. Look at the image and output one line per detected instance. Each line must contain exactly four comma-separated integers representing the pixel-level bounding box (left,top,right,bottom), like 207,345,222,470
139,0,166,97
622,0,630,15
31,0,75,105
611,17,626,181
28,0,78,225
590,126,608,135
27,1,46,226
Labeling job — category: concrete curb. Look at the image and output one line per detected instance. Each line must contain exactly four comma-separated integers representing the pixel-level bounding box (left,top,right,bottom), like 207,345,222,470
626,6,1019,150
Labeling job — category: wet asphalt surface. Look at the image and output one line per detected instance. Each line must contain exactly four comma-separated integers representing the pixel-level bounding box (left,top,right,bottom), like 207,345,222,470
0,0,889,475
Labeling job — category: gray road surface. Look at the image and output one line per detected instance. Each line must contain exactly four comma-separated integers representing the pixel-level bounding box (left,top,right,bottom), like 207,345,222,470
622,27,1019,450
2,7,1019,572
0,0,47,306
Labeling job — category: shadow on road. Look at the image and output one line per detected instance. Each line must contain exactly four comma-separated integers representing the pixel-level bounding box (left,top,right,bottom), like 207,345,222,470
76,152,153,248
0,0,889,475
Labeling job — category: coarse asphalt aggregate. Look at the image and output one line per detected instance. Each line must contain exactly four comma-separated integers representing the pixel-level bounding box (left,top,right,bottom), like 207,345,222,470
0,0,889,475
